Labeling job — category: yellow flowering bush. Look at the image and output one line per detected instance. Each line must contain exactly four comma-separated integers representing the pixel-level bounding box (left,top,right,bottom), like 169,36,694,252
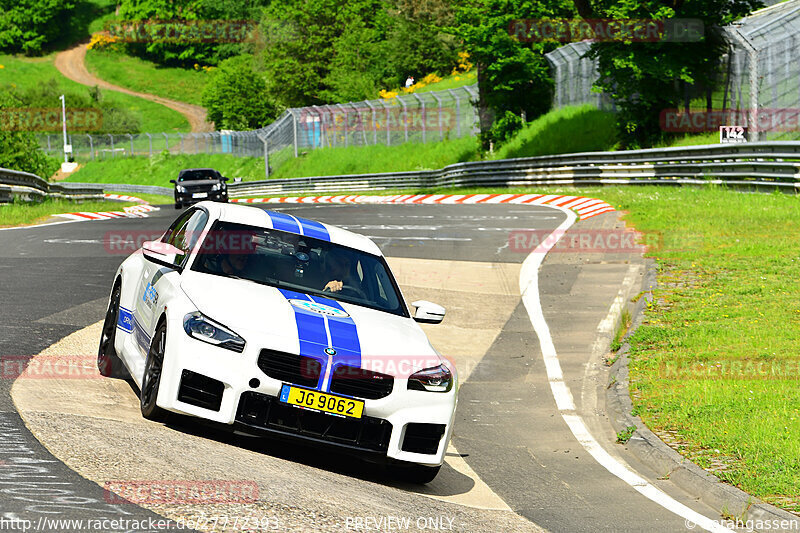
87,33,119,51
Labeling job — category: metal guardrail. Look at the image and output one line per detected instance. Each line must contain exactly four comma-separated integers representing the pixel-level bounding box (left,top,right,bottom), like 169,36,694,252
5,141,800,202
0,167,103,203
57,182,173,196
226,141,800,197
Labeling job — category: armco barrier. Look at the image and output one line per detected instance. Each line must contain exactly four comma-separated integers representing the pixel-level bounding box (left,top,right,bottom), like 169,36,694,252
5,141,800,201
0,167,103,202
224,141,800,197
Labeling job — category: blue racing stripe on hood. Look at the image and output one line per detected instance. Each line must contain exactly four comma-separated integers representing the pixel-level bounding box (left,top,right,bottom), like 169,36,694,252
279,290,362,393
308,295,361,391
278,289,326,390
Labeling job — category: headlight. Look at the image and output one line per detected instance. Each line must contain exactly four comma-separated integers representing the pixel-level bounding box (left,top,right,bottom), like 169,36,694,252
212,183,222,191
408,364,452,393
176,185,186,193
183,312,245,352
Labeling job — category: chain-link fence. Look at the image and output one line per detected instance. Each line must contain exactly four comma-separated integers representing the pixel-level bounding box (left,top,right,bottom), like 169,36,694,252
37,85,479,176
545,0,800,140
546,42,615,111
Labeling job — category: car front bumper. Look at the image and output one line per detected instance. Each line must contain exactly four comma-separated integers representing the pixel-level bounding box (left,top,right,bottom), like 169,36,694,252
155,322,458,466
175,190,228,205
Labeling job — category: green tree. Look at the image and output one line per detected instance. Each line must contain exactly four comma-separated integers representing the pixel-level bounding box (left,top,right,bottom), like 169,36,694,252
259,0,460,106
201,55,279,130
454,0,574,149
582,0,761,146
116,0,267,66
0,0,77,54
0,92,60,177
384,0,460,87
259,0,385,107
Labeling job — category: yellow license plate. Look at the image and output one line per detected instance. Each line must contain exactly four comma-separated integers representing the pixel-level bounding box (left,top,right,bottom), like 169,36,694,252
279,385,364,419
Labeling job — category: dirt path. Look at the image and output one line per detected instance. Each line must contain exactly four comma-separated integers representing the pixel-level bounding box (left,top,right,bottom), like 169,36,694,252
54,43,214,133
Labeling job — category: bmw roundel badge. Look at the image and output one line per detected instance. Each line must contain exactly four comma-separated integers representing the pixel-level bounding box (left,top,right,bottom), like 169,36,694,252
324,347,337,356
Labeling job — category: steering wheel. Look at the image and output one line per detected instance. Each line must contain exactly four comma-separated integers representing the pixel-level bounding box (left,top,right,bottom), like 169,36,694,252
324,283,367,300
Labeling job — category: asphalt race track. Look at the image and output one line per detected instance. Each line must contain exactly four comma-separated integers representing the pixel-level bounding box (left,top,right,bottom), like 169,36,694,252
0,203,726,532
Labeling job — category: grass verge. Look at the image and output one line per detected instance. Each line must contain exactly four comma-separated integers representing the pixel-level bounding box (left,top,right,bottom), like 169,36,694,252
0,198,135,227
0,54,189,132
493,105,618,159
85,49,208,106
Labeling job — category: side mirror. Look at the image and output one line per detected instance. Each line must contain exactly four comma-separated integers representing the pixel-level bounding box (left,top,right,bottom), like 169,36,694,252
169,179,176,184
142,241,184,272
222,176,230,182
412,300,445,324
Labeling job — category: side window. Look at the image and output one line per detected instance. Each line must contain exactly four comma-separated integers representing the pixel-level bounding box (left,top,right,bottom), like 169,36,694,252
162,210,194,244
177,211,209,252
373,262,400,309
170,210,209,264
162,209,209,265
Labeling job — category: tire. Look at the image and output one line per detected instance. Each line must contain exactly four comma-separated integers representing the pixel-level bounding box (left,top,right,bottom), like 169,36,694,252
140,321,169,422
97,282,129,379
391,463,442,484
174,202,182,210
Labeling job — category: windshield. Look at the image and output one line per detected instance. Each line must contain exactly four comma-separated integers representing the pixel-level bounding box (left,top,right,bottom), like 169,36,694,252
190,221,408,317
178,170,218,181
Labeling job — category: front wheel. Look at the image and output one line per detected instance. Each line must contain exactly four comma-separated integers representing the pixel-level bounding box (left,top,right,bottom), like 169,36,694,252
390,463,441,484
140,322,169,422
97,282,129,378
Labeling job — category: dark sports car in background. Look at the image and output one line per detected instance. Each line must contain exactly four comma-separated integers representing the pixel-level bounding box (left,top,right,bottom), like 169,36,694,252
171,168,229,209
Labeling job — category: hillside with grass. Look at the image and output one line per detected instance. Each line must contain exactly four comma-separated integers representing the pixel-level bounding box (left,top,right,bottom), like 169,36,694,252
0,53,188,133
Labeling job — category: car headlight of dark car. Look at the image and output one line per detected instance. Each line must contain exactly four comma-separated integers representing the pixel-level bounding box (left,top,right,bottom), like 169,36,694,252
176,185,186,193
183,312,245,352
408,364,453,392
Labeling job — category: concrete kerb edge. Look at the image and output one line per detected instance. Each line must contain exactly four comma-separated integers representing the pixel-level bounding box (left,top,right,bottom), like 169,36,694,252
604,258,799,524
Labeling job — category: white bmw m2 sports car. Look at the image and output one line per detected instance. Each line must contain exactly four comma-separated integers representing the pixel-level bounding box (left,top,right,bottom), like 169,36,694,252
98,201,457,482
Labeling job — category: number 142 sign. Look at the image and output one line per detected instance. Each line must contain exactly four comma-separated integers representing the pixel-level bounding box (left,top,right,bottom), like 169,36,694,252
720,126,747,143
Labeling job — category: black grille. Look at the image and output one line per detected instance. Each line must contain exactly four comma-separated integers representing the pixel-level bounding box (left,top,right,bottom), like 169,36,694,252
401,423,446,455
258,349,321,388
183,183,214,192
330,365,394,400
178,370,224,411
235,391,392,452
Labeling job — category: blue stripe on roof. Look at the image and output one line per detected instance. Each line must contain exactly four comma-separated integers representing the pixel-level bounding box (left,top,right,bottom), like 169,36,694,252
265,211,301,234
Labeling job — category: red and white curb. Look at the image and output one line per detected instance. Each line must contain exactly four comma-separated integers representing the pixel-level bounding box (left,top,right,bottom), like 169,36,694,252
56,194,158,221
232,193,615,220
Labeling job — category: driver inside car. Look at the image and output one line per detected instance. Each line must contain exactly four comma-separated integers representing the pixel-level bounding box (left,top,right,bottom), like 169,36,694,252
322,249,356,293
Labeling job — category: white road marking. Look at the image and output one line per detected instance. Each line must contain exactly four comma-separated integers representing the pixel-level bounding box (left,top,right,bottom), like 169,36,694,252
365,236,472,242
519,204,732,533
0,219,82,231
